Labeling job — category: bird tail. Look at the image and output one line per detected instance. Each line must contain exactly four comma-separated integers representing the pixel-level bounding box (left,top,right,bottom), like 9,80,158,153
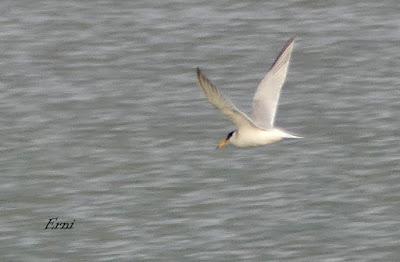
280,130,303,139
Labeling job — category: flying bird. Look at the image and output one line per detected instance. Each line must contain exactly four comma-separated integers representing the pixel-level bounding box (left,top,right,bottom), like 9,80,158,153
196,37,302,149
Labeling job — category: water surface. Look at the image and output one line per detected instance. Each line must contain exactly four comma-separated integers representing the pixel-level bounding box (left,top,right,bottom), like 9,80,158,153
1,0,400,261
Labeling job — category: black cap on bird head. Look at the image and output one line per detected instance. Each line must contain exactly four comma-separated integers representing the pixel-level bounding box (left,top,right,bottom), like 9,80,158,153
217,130,235,149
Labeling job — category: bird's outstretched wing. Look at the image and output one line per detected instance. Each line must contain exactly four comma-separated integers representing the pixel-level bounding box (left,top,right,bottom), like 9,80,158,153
251,37,295,129
196,68,256,130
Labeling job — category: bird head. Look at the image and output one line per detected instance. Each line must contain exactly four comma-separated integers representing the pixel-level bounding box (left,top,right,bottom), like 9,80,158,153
217,130,235,149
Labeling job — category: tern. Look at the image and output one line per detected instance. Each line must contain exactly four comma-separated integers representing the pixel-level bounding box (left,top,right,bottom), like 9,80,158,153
196,37,302,149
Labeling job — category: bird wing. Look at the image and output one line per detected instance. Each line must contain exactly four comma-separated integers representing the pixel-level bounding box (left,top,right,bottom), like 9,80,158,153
196,68,257,130
251,37,295,129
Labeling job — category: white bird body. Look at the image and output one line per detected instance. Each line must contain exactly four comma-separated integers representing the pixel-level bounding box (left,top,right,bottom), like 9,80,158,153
230,128,300,148
196,37,302,149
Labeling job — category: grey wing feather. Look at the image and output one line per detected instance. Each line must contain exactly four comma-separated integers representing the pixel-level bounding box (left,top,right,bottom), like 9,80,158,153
252,37,295,129
196,68,256,130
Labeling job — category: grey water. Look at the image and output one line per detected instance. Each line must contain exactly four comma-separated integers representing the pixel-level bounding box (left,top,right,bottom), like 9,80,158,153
1,0,400,261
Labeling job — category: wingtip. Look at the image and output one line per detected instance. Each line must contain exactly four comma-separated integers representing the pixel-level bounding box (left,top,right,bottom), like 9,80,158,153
286,36,296,48
196,67,202,78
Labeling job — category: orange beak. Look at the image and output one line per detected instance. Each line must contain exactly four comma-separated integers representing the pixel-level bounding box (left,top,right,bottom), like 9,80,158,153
217,138,230,149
